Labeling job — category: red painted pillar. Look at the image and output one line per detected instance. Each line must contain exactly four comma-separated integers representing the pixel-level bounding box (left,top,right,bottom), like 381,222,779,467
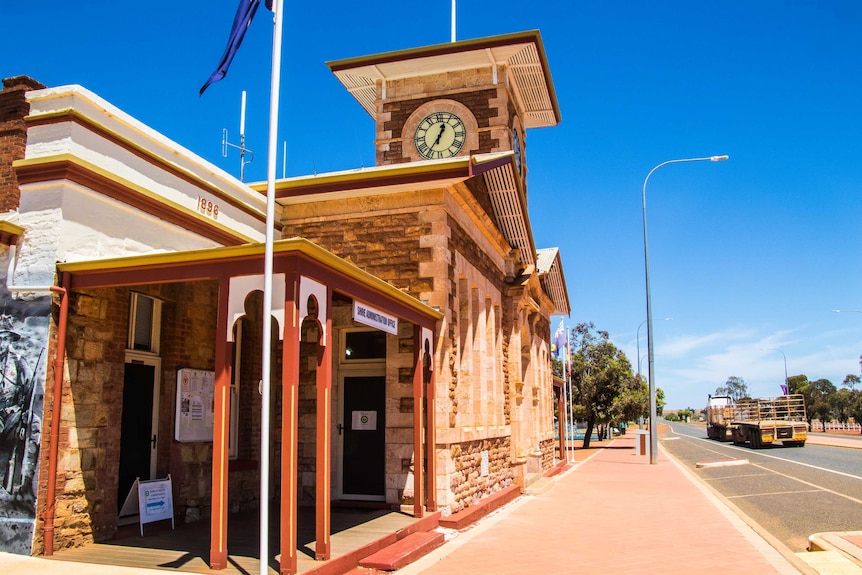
412,324,424,518
210,276,232,569
279,271,300,575
314,287,332,560
425,328,437,512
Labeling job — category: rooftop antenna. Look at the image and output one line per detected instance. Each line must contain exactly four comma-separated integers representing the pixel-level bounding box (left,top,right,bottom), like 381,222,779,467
221,90,254,181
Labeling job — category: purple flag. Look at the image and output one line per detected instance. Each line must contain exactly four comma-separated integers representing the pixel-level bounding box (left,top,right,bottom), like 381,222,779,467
552,319,565,359
200,0,265,95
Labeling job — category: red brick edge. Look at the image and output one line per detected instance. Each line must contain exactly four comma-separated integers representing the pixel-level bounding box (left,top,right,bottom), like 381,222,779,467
438,484,521,530
360,531,445,571
544,460,573,478
303,511,441,575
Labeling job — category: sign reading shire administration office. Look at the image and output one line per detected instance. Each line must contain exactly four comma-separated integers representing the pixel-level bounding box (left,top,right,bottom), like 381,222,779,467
353,300,398,335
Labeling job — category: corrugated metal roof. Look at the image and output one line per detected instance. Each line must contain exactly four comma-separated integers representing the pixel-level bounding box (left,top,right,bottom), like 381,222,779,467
327,31,560,129
536,247,570,316
259,153,571,315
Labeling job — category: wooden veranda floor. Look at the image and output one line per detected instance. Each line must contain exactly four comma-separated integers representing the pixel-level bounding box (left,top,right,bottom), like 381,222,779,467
48,506,421,575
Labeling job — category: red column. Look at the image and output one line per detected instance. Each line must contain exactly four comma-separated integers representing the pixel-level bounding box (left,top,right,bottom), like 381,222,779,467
425,328,437,512
279,271,300,575
314,288,332,560
210,276,232,569
412,325,424,518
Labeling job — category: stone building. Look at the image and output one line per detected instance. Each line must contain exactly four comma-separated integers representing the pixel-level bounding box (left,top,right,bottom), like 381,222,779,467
0,30,570,574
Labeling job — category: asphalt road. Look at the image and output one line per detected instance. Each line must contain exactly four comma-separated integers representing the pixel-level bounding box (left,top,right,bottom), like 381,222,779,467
660,421,862,552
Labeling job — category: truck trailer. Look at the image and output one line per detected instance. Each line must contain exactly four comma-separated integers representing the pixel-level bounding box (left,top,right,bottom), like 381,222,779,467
706,394,807,448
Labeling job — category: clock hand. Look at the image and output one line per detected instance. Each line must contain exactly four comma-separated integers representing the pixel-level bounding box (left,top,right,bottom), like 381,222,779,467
432,123,446,147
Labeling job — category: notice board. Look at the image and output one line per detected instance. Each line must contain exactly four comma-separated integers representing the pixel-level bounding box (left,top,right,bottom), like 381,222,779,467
174,368,215,442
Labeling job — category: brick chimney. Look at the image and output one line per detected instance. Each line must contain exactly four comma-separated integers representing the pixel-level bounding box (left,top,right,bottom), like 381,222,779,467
0,76,47,212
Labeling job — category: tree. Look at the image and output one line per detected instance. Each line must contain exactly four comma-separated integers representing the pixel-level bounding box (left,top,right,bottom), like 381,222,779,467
848,391,862,434
551,356,565,380
612,374,649,425
568,322,634,448
786,374,809,395
843,374,860,391
715,376,749,402
829,388,855,424
799,378,837,428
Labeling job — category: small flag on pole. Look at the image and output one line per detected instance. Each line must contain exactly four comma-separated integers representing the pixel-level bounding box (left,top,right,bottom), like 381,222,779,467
200,0,267,95
552,319,565,359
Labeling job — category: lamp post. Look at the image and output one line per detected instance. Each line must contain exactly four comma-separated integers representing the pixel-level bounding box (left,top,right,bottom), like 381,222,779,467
637,317,671,376
643,155,728,464
763,348,788,392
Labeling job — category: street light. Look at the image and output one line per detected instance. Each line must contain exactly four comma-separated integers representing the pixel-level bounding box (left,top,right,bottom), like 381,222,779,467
763,347,788,392
643,155,728,464
637,317,671,376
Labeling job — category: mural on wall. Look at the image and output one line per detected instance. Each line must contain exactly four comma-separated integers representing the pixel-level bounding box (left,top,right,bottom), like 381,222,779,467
0,295,50,554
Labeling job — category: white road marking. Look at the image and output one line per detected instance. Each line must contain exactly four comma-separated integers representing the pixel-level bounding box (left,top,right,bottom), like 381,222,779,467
666,424,862,482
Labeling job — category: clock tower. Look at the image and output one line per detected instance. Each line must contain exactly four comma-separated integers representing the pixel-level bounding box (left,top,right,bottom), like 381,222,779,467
327,31,560,191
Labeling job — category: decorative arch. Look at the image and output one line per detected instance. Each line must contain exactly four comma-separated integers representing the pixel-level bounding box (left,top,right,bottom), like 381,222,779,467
299,276,328,344
226,274,285,342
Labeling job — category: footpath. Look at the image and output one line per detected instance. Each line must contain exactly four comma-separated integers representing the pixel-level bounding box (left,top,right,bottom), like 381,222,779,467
396,430,862,575
2,431,860,574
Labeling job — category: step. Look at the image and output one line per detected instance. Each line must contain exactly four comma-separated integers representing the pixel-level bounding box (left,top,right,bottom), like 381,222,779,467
359,530,445,571
438,484,521,530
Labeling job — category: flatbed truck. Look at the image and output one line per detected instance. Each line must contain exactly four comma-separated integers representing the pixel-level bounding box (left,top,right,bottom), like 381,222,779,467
706,394,807,448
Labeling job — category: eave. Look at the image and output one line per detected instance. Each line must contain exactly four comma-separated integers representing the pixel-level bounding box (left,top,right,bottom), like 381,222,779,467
327,30,561,129
58,236,444,324
253,153,538,271
536,247,571,316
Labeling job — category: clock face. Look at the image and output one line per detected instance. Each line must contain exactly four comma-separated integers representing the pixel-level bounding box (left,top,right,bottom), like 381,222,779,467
414,112,466,160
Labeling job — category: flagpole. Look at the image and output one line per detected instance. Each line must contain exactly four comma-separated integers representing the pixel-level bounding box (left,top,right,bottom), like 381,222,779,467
451,0,456,41
261,0,284,573
565,326,573,463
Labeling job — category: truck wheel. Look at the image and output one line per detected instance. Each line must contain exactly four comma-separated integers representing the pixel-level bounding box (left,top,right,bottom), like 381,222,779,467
751,433,761,449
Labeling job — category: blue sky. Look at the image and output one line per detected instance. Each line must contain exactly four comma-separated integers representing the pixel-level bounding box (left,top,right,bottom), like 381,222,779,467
3,1,862,409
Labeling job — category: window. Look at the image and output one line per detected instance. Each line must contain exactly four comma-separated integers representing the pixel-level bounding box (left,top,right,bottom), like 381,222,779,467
342,330,386,362
128,293,161,354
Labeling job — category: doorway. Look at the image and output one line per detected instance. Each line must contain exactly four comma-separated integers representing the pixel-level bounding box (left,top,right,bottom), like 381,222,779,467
117,353,161,511
337,329,386,501
341,375,385,499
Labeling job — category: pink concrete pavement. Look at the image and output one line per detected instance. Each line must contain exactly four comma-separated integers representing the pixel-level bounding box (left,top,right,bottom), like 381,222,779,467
400,434,801,575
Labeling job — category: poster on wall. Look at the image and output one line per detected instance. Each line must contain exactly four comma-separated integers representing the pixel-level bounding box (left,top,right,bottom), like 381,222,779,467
0,293,51,555
352,410,377,431
174,368,215,442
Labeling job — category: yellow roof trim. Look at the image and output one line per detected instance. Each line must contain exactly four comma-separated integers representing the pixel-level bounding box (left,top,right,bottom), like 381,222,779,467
0,220,25,238
57,237,444,320
250,155,473,194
